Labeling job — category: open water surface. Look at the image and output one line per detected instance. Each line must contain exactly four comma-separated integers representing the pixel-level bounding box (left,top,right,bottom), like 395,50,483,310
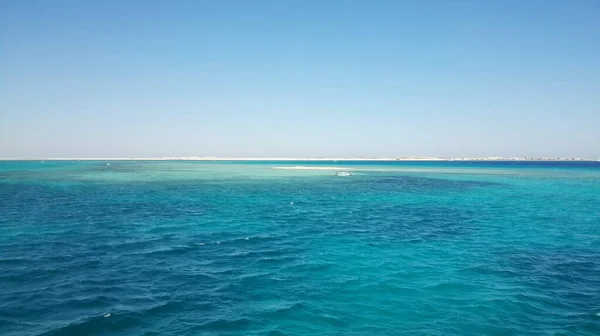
1,161,600,335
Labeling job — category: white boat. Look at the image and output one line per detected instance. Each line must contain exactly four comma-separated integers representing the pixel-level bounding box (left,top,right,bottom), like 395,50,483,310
335,171,353,176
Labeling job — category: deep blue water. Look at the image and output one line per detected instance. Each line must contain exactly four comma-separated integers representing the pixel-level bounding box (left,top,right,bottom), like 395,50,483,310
1,161,600,335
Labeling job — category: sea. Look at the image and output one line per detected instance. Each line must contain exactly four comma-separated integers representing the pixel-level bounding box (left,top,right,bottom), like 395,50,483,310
1,160,599,336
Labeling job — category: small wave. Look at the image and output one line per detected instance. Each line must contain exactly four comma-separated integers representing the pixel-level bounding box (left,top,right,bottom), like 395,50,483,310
198,317,253,331
254,256,296,265
42,300,187,335
0,257,35,265
40,314,136,336
423,281,478,292
0,317,39,328
128,244,193,256
255,302,306,319
141,300,183,315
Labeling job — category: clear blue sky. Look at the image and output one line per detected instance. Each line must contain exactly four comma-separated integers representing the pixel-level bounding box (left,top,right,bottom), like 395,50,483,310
1,0,598,158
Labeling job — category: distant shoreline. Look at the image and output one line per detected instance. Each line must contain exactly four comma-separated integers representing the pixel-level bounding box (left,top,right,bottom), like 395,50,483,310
0,157,598,162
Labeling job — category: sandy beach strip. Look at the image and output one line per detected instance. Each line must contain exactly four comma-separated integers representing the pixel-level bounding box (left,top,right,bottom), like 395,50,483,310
272,166,357,170
0,157,398,161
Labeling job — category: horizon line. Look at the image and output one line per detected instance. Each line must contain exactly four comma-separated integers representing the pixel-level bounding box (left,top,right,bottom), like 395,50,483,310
1,156,599,162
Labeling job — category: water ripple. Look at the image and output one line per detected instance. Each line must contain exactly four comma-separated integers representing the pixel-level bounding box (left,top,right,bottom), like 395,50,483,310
1,162,600,335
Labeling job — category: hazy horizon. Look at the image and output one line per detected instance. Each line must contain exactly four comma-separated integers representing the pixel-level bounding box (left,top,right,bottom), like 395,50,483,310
1,1,599,158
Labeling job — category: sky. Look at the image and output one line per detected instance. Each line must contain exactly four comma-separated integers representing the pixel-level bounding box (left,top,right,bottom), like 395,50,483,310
1,0,599,158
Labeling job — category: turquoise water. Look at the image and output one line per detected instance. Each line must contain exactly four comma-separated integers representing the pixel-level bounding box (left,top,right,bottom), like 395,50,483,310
1,160,600,335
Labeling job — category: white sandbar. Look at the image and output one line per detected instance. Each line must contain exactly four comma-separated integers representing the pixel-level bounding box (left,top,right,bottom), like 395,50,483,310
272,166,356,170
